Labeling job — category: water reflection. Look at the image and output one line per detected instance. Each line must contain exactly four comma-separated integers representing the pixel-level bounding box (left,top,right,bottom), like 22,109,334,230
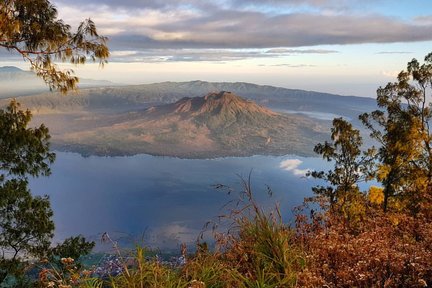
275,109,349,121
29,152,329,249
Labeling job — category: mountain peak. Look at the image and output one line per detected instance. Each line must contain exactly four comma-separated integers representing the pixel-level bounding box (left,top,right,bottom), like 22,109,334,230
152,91,278,119
0,66,24,73
204,91,236,100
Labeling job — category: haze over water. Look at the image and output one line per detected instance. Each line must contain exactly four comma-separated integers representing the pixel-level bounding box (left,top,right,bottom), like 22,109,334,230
29,152,329,249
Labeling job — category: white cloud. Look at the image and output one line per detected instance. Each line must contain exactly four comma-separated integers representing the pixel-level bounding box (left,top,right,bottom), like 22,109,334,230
110,50,138,57
265,48,338,54
51,1,432,58
381,70,400,78
415,16,432,26
279,159,309,177
145,223,199,248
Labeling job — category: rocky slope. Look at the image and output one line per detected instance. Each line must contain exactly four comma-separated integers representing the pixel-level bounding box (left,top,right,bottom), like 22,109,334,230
46,91,329,157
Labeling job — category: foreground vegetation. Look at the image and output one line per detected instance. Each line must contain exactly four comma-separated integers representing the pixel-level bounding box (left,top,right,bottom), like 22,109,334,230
35,180,432,288
25,53,432,287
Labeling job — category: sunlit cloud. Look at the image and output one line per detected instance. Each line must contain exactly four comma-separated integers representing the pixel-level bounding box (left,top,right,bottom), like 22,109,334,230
104,48,338,63
376,51,412,54
265,49,338,54
381,70,400,78
47,0,432,64
110,50,139,57
107,48,276,62
414,15,432,25
279,159,309,177
265,64,317,68
147,223,199,247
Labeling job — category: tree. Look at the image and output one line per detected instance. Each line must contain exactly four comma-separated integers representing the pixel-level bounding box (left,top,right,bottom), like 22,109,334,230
0,100,55,284
308,118,375,218
360,53,432,213
0,0,109,93
0,0,109,283
48,236,95,272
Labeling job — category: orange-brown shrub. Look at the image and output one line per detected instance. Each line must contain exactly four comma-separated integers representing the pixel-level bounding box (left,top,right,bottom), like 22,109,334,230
297,208,432,287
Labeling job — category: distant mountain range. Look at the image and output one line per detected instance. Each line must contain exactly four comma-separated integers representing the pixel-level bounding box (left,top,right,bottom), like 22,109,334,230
33,92,328,157
0,66,114,98
1,76,377,120
0,68,379,157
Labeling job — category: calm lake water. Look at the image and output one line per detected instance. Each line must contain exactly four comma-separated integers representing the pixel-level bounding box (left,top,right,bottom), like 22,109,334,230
29,152,329,249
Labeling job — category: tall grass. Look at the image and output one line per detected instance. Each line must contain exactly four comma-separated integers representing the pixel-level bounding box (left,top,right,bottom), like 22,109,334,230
109,247,186,288
38,178,306,287
211,175,305,287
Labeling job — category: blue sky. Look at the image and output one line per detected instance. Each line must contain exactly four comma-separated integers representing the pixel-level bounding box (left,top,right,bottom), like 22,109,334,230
3,0,432,97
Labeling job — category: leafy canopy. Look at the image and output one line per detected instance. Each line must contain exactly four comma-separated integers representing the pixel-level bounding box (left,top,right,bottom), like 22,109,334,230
0,0,107,284
360,53,432,213
308,118,375,214
0,101,55,283
0,0,109,93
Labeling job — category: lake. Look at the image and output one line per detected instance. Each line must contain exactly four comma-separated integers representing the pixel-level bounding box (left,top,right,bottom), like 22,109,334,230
29,152,330,250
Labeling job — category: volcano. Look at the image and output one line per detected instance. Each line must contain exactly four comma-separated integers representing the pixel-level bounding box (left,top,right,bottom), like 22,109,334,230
51,91,329,157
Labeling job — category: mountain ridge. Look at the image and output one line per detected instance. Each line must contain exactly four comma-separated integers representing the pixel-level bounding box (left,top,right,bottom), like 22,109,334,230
147,91,278,118
43,92,329,158
0,66,116,98
1,79,377,121
0,66,25,73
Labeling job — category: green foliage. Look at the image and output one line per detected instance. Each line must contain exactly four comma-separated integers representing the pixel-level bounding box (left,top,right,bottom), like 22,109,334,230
0,1,106,283
0,0,109,93
360,53,432,213
2,6,431,285
296,52,432,287
212,177,305,287
108,246,186,288
291,53,432,287
38,256,101,288
0,180,54,284
184,252,241,288
308,117,375,215
48,236,95,274
50,236,95,263
82,181,306,288
0,101,55,285
0,100,55,180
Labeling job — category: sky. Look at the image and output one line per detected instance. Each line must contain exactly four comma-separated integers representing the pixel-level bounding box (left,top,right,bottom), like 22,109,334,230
3,0,432,97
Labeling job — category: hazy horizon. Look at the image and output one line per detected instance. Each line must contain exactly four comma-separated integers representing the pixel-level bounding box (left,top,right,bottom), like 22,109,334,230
0,64,384,98
2,0,432,97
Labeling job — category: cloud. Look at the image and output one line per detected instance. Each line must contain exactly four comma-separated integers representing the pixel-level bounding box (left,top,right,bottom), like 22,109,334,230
260,63,317,68
106,48,280,62
146,223,199,248
54,0,377,10
376,51,412,54
53,0,215,10
414,15,432,25
279,159,309,177
381,70,400,78
140,12,432,48
98,11,432,48
24,1,432,63
110,50,139,57
266,49,338,54
86,47,337,63
219,0,382,11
